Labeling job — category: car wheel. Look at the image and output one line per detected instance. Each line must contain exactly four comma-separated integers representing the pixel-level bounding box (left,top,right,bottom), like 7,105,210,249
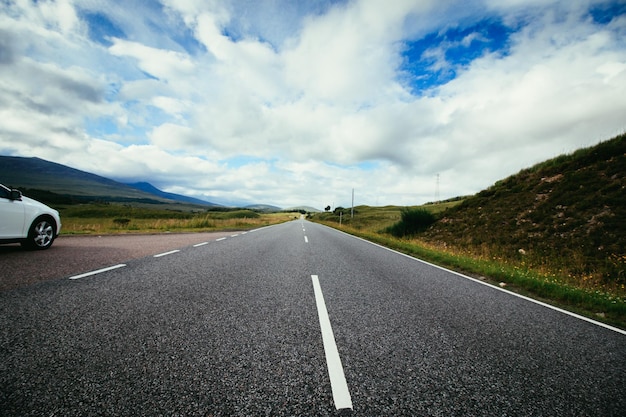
24,216,56,250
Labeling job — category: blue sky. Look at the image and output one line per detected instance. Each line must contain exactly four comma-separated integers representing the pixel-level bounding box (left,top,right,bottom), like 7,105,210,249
1,0,625,208
401,18,514,93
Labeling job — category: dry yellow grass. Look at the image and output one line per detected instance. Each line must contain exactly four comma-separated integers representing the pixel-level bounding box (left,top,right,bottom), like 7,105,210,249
61,212,299,235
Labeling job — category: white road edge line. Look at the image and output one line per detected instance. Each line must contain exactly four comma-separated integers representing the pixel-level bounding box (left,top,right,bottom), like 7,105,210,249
154,249,180,258
311,275,353,410
69,264,127,280
323,223,626,336
193,242,209,247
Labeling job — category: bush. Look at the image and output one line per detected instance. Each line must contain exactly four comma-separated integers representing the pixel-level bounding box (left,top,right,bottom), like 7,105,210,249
386,208,436,237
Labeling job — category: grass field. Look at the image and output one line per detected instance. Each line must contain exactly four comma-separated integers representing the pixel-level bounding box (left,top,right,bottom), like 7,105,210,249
59,204,301,235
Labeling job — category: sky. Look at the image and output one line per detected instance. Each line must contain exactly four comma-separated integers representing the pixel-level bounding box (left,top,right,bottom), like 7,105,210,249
1,0,625,209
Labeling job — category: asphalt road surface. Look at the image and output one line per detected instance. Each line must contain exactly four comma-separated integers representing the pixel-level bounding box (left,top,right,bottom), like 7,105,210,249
0,231,236,292
1,220,625,416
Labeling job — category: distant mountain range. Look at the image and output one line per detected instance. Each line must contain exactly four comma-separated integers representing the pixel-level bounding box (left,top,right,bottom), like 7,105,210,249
244,203,283,211
284,205,322,213
0,156,325,211
126,181,218,206
0,156,220,207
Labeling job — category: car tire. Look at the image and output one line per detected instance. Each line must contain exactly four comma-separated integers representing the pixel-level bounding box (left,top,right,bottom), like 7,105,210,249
23,216,56,250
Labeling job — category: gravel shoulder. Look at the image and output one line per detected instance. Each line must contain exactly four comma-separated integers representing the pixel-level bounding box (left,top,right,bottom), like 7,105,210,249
0,232,235,292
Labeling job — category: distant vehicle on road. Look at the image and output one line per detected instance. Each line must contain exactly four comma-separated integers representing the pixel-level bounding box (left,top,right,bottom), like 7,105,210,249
0,183,61,250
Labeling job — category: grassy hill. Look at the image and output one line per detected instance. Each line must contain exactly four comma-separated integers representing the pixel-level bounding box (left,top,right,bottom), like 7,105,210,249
422,134,625,289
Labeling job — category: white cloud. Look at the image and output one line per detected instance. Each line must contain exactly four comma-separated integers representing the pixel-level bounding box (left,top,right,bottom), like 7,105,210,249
1,0,625,208
108,38,195,81
282,0,415,105
150,96,191,119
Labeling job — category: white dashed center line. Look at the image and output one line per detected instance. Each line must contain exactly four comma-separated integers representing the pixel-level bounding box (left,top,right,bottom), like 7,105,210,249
68,264,127,280
193,242,209,247
311,275,353,411
153,249,180,258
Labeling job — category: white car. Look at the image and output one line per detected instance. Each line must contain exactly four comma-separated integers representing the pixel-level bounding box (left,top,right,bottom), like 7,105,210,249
0,183,61,250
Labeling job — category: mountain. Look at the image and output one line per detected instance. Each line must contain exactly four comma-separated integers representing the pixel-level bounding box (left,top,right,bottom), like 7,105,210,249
421,133,626,284
0,156,144,198
244,204,282,212
0,156,218,206
285,205,321,213
127,182,220,206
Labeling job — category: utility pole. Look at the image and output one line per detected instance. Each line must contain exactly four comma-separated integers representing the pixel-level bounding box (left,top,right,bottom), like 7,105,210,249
435,174,440,202
351,188,354,219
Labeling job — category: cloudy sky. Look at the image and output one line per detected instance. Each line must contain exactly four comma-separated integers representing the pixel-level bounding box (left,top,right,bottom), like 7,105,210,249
1,0,625,208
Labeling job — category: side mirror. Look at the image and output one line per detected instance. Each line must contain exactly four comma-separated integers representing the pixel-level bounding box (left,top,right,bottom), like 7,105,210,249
10,189,22,200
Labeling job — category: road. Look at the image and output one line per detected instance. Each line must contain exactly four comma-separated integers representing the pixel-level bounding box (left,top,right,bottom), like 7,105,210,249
1,220,625,416
0,231,236,292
